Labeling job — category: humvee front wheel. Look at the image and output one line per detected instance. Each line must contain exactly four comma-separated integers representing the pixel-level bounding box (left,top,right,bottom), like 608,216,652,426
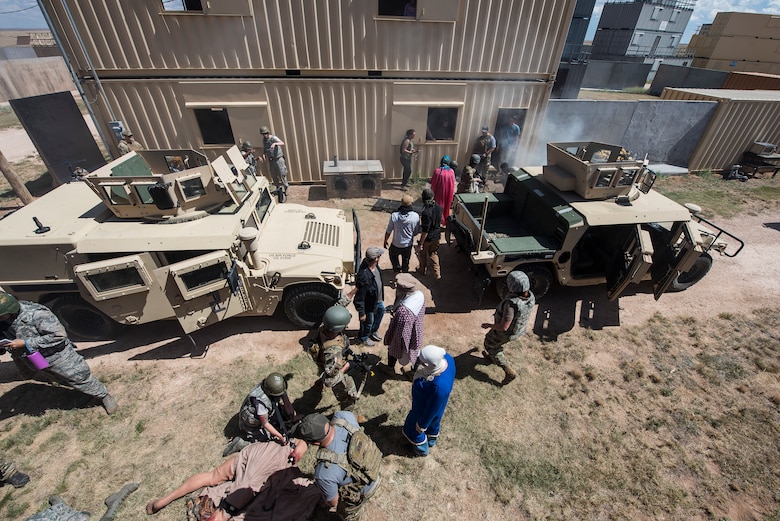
283,283,339,328
670,253,713,292
49,295,127,341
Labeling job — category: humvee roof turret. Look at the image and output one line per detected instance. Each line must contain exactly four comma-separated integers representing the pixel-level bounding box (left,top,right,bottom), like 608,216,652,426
0,147,359,339
450,141,743,301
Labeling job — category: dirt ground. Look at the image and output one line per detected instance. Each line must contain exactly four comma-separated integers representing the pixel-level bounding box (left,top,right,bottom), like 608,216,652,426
1,132,778,519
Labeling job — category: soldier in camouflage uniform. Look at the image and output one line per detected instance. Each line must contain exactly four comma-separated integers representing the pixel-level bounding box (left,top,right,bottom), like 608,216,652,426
240,141,258,177
0,292,118,415
480,271,536,386
305,305,362,413
0,460,30,488
117,129,143,156
223,372,299,456
259,125,289,194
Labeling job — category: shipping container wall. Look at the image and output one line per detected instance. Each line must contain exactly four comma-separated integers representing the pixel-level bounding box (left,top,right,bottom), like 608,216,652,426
90,78,550,182
41,0,575,77
661,88,780,170
723,72,780,91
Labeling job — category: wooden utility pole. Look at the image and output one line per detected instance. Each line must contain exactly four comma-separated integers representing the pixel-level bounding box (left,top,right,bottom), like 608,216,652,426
0,149,34,205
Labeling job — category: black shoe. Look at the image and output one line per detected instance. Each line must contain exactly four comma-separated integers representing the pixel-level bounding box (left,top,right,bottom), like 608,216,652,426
5,471,30,489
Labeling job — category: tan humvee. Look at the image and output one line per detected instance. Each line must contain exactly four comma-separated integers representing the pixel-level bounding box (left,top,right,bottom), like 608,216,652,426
450,141,743,300
0,147,359,339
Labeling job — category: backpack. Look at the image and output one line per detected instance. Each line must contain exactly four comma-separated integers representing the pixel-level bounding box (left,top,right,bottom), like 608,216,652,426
316,417,382,486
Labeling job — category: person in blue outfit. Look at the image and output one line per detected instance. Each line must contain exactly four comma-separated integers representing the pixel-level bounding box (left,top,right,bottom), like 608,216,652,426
402,345,456,457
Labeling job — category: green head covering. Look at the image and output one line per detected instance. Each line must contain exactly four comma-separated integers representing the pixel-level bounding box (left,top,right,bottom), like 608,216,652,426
0,292,20,316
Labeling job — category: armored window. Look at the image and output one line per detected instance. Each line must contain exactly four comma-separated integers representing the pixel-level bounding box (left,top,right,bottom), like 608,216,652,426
177,175,207,200
617,168,639,187
256,188,273,222
131,182,157,204
594,168,617,187
169,251,231,300
74,255,153,301
194,108,235,145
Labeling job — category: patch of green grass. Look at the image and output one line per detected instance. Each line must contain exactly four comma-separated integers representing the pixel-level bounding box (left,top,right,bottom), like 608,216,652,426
0,105,20,130
622,86,651,95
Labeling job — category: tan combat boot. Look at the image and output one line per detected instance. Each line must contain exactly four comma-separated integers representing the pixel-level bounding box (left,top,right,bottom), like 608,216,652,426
501,366,518,386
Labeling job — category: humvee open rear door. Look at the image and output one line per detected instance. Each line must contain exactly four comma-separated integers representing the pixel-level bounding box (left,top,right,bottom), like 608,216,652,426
651,221,703,300
607,225,654,301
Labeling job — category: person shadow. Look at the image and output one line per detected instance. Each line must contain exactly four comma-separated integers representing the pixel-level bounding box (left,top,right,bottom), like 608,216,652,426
452,347,502,387
0,381,94,420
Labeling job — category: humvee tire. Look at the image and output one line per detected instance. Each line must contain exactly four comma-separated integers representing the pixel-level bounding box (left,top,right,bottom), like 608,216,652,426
49,295,127,341
283,283,340,328
670,252,713,292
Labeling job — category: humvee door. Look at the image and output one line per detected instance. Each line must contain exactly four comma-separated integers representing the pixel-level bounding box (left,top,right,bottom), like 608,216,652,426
73,253,176,324
606,225,654,301
651,221,703,300
164,251,253,333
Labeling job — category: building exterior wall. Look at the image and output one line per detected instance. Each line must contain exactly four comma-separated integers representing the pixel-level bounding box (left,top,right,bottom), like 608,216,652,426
661,88,780,171
649,63,727,95
689,12,780,74
39,0,576,182
591,0,691,60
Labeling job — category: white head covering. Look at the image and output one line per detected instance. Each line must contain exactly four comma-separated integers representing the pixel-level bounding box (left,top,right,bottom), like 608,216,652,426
414,345,448,381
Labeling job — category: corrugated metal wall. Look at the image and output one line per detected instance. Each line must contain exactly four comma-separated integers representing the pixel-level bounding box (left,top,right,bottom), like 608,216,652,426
41,0,574,76
89,78,551,183
661,88,780,171
723,72,780,91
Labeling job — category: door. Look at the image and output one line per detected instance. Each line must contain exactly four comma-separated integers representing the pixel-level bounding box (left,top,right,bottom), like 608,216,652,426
651,221,703,300
73,253,175,324
164,251,253,333
606,225,655,301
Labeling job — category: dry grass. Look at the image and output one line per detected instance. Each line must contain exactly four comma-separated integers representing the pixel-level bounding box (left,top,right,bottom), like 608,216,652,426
1,308,778,520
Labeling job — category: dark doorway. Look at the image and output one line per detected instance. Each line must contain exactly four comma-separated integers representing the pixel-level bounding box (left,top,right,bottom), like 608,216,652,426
493,108,527,167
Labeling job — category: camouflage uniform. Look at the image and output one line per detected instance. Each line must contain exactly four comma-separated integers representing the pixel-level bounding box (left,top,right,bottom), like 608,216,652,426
238,383,285,442
262,133,289,192
117,139,143,156
307,326,360,411
5,301,109,400
484,293,535,369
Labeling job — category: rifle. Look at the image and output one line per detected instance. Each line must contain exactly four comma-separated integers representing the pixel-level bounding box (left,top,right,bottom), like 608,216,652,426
343,347,375,400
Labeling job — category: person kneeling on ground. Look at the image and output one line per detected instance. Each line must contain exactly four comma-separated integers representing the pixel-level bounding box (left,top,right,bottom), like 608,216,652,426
146,440,317,520
223,372,299,456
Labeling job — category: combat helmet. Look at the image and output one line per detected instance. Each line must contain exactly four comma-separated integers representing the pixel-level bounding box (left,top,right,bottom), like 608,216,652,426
322,305,351,333
0,292,20,316
241,141,254,151
263,372,287,397
259,126,271,135
507,271,530,294
470,154,481,165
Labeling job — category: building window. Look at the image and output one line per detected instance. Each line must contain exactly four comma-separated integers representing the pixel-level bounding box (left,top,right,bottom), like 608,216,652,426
651,6,663,21
632,33,644,46
670,9,680,22
162,0,202,11
194,108,235,145
379,0,416,17
426,107,458,141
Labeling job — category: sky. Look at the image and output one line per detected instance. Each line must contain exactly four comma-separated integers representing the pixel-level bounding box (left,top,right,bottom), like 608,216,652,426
0,0,778,44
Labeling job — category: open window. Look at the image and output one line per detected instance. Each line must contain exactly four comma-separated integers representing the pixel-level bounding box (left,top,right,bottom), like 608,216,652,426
606,225,655,301
194,108,235,145
426,107,458,141
74,255,154,302
161,0,251,15
378,0,458,21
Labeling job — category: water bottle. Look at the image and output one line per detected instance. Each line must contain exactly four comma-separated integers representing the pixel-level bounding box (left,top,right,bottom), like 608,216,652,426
24,345,49,370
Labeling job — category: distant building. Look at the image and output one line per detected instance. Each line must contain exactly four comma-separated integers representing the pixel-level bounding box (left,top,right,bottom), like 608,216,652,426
688,12,780,75
591,0,694,62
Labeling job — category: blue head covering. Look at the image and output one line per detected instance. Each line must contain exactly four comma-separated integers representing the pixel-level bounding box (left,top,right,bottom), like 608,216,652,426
440,155,451,167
